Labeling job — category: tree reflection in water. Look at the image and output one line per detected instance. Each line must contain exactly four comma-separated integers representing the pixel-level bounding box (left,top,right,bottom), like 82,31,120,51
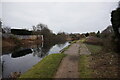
1,41,69,78
32,42,56,58
3,41,67,59
11,49,32,58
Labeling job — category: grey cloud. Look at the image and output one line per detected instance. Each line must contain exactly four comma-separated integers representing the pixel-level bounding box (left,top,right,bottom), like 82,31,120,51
2,2,118,33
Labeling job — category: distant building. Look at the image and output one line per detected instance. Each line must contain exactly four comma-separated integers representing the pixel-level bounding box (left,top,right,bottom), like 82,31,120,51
101,25,114,38
14,35,42,40
10,29,43,41
101,25,114,34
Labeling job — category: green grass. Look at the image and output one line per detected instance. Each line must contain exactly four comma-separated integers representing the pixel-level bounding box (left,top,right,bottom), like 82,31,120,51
79,55,91,78
79,38,86,43
60,44,71,53
19,53,66,78
79,39,102,78
85,44,102,54
71,40,77,44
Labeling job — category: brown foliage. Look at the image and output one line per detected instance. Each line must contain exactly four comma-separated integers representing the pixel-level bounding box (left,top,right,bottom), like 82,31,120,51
84,36,103,45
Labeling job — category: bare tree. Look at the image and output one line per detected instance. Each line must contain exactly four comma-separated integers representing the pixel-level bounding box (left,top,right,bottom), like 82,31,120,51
32,25,36,31
3,26,11,34
36,23,47,31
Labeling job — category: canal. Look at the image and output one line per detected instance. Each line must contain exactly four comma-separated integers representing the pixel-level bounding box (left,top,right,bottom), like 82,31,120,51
1,42,70,78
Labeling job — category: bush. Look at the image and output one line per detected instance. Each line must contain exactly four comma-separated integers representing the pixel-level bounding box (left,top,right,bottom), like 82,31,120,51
9,35,21,44
84,36,103,46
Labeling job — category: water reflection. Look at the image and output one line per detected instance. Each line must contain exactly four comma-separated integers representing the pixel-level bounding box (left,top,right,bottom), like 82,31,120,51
11,49,32,58
32,42,56,58
57,43,66,48
1,42,69,78
32,44,49,58
2,46,20,55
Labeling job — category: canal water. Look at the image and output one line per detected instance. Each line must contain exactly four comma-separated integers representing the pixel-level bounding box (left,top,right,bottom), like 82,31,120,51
1,42,70,78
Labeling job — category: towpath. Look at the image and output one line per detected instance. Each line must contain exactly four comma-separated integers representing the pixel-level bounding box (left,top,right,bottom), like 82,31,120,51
54,41,91,78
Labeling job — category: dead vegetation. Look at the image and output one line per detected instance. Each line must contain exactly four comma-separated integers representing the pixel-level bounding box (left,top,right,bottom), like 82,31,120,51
85,36,103,45
85,36,120,78
90,52,119,78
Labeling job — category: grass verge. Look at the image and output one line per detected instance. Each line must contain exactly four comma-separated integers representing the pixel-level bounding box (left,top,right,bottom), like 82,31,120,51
19,53,66,78
79,38,86,43
70,40,78,44
85,43,119,78
85,44,102,54
79,55,91,78
60,44,71,53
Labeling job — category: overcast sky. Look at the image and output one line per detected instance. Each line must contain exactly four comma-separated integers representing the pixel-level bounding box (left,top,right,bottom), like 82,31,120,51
1,2,119,33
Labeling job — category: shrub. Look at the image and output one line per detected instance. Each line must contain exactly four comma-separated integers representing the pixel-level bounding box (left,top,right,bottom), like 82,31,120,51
84,36,103,46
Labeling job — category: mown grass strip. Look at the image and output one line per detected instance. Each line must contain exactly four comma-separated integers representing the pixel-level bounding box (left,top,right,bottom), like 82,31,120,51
70,40,78,44
85,44,102,54
79,55,91,78
79,39,102,78
19,53,66,78
79,38,86,43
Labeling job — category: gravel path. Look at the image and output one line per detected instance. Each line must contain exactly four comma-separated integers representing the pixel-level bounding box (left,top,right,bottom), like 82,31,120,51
54,41,80,78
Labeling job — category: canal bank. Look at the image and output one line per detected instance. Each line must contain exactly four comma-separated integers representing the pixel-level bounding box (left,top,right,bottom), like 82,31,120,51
1,42,70,78
19,53,66,78
19,40,90,78
19,40,94,78
19,41,72,78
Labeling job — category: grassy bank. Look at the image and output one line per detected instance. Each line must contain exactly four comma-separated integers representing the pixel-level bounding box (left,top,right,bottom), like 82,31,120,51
85,43,119,78
79,55,91,78
78,39,92,78
85,44,102,54
70,40,78,44
79,39,102,78
19,53,66,78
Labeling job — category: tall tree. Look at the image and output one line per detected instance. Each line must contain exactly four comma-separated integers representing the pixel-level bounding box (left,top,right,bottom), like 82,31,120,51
111,2,120,52
118,1,120,8
85,33,89,37
111,8,120,39
96,31,100,37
